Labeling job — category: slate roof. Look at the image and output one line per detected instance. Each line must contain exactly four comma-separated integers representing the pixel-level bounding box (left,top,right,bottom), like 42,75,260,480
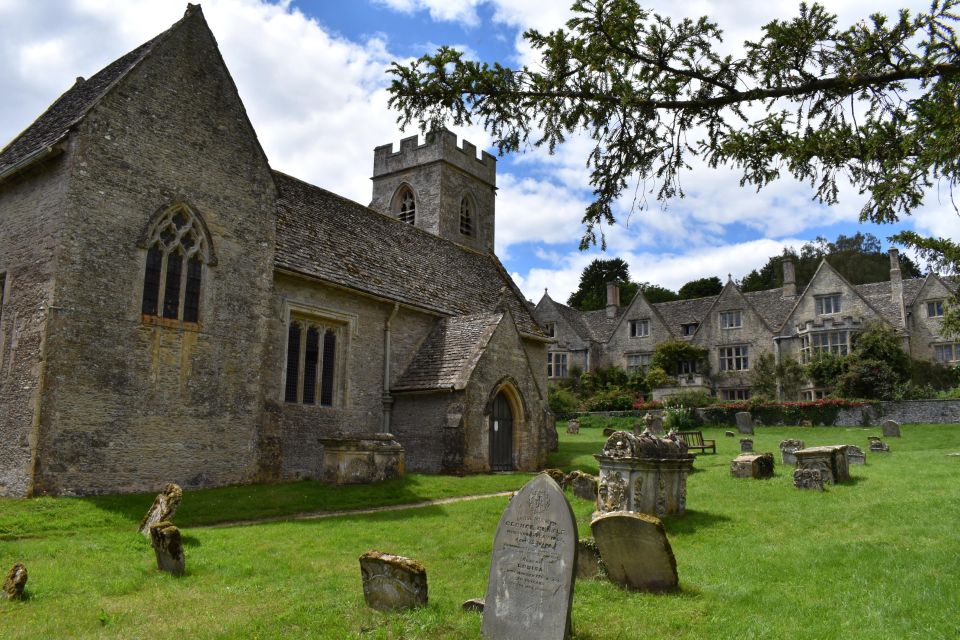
392,312,503,392
0,27,169,176
654,297,717,337
582,307,625,342
742,288,797,331
273,172,542,336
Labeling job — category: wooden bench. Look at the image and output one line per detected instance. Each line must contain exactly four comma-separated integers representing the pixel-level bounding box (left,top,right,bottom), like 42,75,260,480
676,431,716,454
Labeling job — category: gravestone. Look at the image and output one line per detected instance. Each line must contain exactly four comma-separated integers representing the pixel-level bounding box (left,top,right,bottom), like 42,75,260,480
794,446,850,483
869,436,890,452
591,511,678,592
138,483,183,537
730,453,774,479
602,427,616,437
779,439,806,465
545,410,559,453
740,439,754,453
881,420,901,438
724,431,736,438
2,563,27,600
800,420,813,427
846,445,866,465
462,598,485,613
567,471,598,502
359,551,428,612
566,420,580,435
642,413,664,436
793,468,824,491
576,539,603,580
545,468,567,489
149,521,185,576
482,473,577,640
735,412,754,434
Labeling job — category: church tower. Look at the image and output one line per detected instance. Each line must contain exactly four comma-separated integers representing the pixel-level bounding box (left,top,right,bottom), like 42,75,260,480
370,130,496,253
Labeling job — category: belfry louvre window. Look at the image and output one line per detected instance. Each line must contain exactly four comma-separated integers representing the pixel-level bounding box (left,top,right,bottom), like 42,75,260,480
395,186,416,224
285,317,341,406
459,196,474,236
141,204,211,323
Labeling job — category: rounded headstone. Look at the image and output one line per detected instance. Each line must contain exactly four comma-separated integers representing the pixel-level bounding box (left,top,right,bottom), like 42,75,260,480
881,420,901,438
482,473,577,640
735,412,754,434
359,551,427,612
591,511,678,592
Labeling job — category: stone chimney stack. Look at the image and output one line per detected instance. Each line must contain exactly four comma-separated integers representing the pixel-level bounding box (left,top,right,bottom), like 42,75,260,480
605,282,620,319
889,248,906,327
782,255,797,298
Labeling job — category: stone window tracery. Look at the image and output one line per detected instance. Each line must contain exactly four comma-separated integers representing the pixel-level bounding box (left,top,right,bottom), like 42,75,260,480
394,185,416,224
284,316,342,406
141,204,211,323
459,195,474,236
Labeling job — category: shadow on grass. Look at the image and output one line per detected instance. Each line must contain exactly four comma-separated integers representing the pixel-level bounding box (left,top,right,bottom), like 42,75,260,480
547,441,603,473
661,509,732,536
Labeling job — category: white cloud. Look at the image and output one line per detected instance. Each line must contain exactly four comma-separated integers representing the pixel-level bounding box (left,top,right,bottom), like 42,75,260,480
374,0,483,26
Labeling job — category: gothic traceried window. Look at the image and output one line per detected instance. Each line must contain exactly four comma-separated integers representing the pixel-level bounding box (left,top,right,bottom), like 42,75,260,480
284,316,343,406
395,186,416,224
141,204,211,323
460,195,474,236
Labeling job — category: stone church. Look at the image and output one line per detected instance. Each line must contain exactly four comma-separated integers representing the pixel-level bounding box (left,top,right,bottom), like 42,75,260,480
0,6,552,497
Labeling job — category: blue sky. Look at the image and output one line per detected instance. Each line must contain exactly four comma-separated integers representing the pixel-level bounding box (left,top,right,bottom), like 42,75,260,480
1,0,953,303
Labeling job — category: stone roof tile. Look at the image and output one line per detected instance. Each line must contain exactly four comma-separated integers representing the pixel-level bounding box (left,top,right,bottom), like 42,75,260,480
392,312,503,392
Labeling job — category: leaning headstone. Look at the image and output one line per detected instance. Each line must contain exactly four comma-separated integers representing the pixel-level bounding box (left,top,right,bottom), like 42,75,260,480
545,468,567,489
566,420,580,435
482,473,577,640
730,453,774,479
645,413,664,436
591,511,678,592
462,598,485,613
725,431,736,438
869,436,890,453
846,445,866,465
567,470,598,501
602,427,616,437
779,439,806,465
735,411,754,434
138,483,183,537
149,521,185,576
2,563,27,600
740,438,754,453
359,551,428,612
576,539,603,580
881,420,901,438
793,468,824,491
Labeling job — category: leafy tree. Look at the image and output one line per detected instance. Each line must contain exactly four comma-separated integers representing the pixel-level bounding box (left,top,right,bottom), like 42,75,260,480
741,233,923,292
638,282,679,303
678,276,723,300
805,352,847,388
650,339,709,375
389,0,960,331
567,258,639,311
832,322,911,399
751,352,806,400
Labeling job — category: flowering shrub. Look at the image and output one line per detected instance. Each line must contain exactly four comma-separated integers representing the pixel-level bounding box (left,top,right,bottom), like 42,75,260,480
664,404,698,430
632,399,664,411
701,398,871,426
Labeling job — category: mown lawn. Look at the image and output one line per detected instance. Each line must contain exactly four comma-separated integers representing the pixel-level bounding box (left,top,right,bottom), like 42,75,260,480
1,423,958,639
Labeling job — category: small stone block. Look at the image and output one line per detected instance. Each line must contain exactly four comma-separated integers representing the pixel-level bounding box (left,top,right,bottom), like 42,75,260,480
730,453,774,479
846,445,866,465
725,431,736,438
591,511,678,592
793,468,824,491
740,438,753,453
359,551,427,612
462,598,485,613
576,538,603,580
544,468,567,489
139,483,183,537
881,420,901,438
149,521,185,576
2,563,27,600
567,470,598,501
868,436,890,453
602,427,616,437
566,420,580,435
779,439,805,465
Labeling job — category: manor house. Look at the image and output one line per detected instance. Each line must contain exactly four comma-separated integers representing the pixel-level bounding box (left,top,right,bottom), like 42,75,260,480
535,253,957,400
0,6,552,497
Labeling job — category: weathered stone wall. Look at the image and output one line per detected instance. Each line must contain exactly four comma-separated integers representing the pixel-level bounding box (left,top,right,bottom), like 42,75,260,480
905,277,955,361
30,12,278,495
0,157,70,496
461,315,548,472
390,392,461,473
264,273,438,479
602,294,672,372
834,399,960,426
532,298,590,376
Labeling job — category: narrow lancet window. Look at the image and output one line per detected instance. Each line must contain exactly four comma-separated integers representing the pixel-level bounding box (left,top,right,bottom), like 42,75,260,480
285,322,302,403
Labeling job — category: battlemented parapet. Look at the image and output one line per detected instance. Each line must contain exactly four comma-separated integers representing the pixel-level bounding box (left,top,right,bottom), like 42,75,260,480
373,129,496,186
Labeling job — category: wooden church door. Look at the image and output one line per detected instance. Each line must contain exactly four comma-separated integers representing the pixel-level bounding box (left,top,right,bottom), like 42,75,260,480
489,391,514,471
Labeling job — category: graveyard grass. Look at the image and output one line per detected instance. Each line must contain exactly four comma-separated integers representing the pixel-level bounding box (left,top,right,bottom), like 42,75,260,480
1,424,958,639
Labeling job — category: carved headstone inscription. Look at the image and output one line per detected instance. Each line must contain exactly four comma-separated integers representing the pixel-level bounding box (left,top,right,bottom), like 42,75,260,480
359,551,428,612
591,511,678,592
482,474,577,640
138,483,183,537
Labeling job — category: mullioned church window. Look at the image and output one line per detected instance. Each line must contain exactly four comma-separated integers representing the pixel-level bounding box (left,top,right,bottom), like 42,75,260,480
141,203,213,323
285,317,341,406
394,185,416,224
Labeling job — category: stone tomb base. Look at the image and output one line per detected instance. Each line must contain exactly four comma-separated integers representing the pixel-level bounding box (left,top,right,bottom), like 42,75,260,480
319,433,405,484
794,446,850,484
730,453,774,479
